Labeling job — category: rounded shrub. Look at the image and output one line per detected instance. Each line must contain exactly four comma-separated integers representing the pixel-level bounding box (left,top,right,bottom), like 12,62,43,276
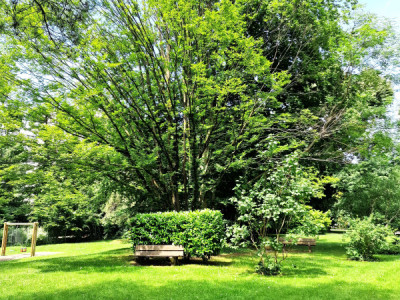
345,216,390,261
129,209,225,259
255,258,281,276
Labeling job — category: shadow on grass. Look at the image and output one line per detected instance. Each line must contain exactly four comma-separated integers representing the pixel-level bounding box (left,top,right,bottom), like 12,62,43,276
132,257,232,267
2,235,394,281
0,248,134,274
1,246,231,273
281,257,344,278
376,254,400,262
95,247,132,255
7,277,397,300
238,256,331,278
182,257,232,266
313,241,346,253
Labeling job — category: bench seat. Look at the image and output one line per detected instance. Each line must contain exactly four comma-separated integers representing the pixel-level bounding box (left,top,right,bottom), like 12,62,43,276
135,245,184,265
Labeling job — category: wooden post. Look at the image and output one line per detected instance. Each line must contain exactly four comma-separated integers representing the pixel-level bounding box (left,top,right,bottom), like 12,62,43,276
1,223,8,256
30,222,38,257
169,257,178,266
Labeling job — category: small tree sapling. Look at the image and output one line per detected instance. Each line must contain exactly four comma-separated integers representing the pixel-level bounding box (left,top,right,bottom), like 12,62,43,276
229,153,328,275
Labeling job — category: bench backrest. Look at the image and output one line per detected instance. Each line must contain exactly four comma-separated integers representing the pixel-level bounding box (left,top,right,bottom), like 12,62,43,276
297,238,316,245
278,237,316,245
135,245,184,257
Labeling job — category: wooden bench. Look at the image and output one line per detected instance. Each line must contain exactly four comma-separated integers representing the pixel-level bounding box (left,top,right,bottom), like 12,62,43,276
278,238,316,253
135,245,184,265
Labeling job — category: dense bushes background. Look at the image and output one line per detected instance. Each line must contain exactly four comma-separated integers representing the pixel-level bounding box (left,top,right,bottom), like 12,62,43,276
130,210,225,259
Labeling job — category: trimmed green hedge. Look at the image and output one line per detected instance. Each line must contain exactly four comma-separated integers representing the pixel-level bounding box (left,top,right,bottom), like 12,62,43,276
129,209,225,259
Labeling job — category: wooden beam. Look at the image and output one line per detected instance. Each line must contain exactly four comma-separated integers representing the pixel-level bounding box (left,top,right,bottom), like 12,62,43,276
6,223,35,226
1,223,8,256
30,222,38,257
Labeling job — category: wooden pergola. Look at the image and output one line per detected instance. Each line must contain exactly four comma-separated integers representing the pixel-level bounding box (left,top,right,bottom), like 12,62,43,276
1,222,39,257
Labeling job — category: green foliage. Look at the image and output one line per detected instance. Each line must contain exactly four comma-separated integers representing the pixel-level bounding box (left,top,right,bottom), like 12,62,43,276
230,154,325,243
229,153,327,275
333,210,353,229
377,237,400,255
336,152,400,229
101,192,134,238
239,0,398,168
130,209,224,259
345,216,390,261
30,170,103,241
294,206,332,235
0,0,290,211
2,0,396,215
0,99,33,224
255,258,281,276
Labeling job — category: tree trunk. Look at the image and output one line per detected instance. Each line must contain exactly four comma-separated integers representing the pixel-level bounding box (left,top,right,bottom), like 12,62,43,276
189,112,199,209
182,116,189,210
171,187,180,211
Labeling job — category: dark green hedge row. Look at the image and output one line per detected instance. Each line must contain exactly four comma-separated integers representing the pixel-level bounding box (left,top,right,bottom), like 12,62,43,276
129,209,225,259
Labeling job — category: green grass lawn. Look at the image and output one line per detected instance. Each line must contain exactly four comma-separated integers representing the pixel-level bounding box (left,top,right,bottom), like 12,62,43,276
1,234,399,300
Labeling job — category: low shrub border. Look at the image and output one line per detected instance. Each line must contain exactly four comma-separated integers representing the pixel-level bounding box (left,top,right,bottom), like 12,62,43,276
129,209,225,260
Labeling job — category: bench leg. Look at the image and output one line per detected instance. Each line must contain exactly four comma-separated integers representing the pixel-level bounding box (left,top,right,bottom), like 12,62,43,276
308,245,312,253
169,257,178,266
136,257,145,264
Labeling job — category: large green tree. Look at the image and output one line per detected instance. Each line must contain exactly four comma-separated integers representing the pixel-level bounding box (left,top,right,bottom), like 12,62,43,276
0,0,289,210
0,0,398,219
239,0,397,163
